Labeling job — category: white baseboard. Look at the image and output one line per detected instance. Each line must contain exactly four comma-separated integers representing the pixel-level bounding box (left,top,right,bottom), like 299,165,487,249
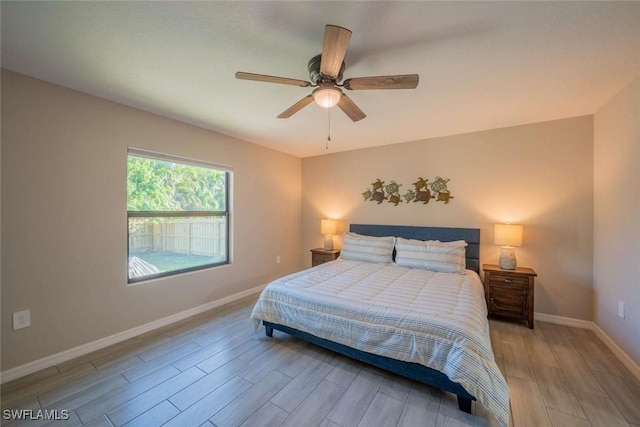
590,323,640,384
535,311,640,383
0,285,266,384
534,312,593,329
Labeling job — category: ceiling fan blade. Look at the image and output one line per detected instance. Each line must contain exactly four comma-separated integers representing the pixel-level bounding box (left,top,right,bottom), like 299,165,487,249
277,95,314,118
337,94,366,122
236,72,311,87
320,25,352,78
343,74,419,90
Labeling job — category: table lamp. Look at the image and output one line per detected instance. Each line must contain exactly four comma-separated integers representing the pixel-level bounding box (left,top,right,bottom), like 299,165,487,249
494,223,523,270
321,219,338,250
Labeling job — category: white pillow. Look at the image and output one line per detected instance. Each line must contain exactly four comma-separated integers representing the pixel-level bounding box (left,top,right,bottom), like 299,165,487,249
395,237,467,274
339,232,396,264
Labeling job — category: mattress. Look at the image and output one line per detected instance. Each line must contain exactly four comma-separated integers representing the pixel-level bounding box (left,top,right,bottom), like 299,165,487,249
251,259,509,426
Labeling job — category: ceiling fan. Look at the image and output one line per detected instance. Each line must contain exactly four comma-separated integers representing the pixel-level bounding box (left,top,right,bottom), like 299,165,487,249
236,25,419,122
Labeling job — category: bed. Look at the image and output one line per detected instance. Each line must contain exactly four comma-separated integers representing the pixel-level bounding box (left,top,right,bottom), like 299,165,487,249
251,224,509,426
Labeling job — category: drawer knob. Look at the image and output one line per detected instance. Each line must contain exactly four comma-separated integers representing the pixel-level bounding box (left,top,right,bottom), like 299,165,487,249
504,279,512,284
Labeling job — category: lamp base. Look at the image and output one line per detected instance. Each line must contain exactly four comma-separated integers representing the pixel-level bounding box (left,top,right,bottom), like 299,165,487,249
323,235,334,251
499,246,517,270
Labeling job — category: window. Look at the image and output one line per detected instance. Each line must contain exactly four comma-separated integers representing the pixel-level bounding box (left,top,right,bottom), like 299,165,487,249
127,148,231,283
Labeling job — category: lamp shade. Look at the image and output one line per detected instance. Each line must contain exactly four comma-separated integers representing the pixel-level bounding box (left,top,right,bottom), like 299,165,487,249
320,219,337,236
494,223,523,247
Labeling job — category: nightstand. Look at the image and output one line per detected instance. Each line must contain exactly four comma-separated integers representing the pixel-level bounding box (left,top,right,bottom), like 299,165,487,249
483,264,537,329
310,248,340,267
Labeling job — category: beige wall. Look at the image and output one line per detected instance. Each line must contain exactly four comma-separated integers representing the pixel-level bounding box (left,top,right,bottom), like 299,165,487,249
1,70,302,370
302,116,594,320
594,76,640,365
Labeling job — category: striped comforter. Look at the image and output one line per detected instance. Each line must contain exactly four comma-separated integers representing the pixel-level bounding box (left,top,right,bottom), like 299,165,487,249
251,259,509,427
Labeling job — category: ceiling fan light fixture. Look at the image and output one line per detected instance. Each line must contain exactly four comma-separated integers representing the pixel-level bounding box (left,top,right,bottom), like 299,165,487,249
312,86,342,108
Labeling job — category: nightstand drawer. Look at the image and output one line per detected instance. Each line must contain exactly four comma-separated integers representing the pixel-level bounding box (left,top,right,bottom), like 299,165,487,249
487,273,529,288
313,253,337,264
310,249,341,267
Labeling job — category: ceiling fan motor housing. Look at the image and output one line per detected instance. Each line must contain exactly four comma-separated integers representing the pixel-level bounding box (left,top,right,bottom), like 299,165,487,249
308,54,345,84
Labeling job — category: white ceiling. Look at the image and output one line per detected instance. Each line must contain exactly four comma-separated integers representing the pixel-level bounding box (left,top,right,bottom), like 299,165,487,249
2,1,639,158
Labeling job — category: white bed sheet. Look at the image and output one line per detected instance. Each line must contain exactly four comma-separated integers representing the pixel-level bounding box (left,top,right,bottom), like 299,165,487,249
251,259,509,426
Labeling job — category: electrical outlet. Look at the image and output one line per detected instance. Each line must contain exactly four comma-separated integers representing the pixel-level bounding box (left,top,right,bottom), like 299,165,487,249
276,255,281,264
618,301,625,319
13,309,31,330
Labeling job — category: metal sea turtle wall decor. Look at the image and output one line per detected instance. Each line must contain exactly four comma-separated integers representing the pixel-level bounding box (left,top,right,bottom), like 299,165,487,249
362,177,454,206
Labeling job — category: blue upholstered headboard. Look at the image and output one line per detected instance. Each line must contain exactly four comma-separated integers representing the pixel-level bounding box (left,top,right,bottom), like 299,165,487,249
349,224,481,274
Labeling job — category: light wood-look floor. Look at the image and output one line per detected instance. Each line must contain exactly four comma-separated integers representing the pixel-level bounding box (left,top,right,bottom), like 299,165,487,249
2,294,640,427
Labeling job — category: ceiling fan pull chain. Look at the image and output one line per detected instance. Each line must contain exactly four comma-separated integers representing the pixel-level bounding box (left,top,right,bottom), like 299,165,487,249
326,106,331,149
